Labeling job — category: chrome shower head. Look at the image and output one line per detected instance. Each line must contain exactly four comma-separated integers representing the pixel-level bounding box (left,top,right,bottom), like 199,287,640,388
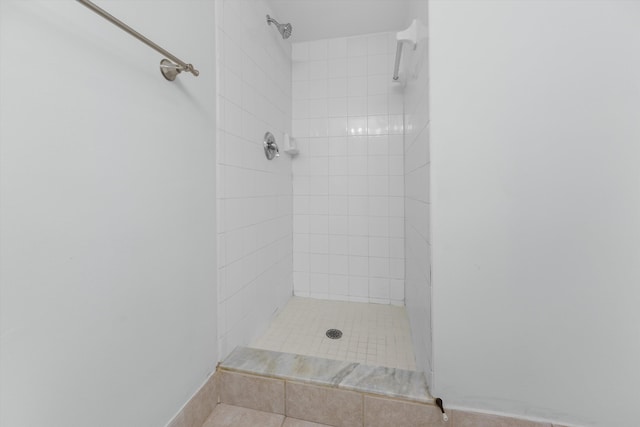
266,14,292,39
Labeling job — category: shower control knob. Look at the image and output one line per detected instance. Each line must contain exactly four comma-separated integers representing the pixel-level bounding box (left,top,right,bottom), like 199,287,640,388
263,132,280,160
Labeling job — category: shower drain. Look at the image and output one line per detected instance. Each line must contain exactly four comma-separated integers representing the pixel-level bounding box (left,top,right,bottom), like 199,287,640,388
325,329,343,339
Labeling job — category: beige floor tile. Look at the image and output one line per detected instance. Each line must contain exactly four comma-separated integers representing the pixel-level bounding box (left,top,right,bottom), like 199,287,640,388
452,410,553,427
364,396,445,427
202,404,284,427
183,372,219,427
286,381,363,427
283,418,334,427
220,371,285,414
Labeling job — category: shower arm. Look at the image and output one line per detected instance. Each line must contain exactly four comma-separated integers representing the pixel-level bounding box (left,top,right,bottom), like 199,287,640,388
76,0,199,80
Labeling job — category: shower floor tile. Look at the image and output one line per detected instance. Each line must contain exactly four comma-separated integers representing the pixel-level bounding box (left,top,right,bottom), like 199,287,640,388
252,297,416,370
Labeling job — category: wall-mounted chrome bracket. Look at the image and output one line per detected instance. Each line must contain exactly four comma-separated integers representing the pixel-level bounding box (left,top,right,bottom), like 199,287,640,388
264,132,280,160
160,59,181,81
160,59,199,81
76,0,199,82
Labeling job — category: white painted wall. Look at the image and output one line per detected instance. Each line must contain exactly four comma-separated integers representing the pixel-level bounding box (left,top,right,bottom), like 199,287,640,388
403,0,431,382
290,33,405,305
430,1,640,426
216,0,293,360
0,1,217,426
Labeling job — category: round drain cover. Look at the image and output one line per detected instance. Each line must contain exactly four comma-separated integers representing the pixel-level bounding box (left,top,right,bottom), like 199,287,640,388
326,329,343,339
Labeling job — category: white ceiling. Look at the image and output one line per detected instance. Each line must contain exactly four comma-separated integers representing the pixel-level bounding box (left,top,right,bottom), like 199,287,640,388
267,0,412,42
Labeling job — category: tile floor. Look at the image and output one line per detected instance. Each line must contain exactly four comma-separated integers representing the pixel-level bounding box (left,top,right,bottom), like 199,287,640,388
252,297,416,370
203,404,332,427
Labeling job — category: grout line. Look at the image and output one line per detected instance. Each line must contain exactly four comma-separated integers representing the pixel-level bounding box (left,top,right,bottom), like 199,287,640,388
283,379,288,418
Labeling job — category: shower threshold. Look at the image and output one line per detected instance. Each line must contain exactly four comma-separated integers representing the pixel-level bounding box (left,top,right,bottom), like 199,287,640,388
220,346,432,404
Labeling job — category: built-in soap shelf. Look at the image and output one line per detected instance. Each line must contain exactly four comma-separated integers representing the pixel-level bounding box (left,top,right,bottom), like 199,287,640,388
282,132,299,156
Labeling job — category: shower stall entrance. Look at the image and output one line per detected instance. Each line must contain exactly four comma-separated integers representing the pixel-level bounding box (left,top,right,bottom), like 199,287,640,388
215,0,431,394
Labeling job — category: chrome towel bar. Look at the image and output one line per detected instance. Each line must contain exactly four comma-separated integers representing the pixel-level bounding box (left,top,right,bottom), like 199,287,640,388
76,0,199,81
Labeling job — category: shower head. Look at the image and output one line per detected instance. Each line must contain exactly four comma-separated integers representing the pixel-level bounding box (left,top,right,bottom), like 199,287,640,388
266,14,292,39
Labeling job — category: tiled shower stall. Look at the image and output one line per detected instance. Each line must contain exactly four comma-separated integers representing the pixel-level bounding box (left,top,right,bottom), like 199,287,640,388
215,0,430,378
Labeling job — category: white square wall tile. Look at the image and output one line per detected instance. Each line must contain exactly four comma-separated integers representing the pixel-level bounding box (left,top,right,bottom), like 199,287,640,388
368,217,389,237
348,97,368,116
389,258,404,279
348,177,368,197
309,273,329,294
328,118,348,137
328,58,348,78
329,157,349,175
329,78,348,98
329,215,349,235
389,279,405,302
309,196,329,214
309,139,329,158
293,61,310,82
329,176,349,196
369,196,389,217
389,217,404,238
347,76,367,97
369,278,390,299
347,56,367,77
389,197,404,217
329,254,349,275
347,36,367,57
367,34,389,55
328,137,348,156
328,196,349,215
292,42,310,61
368,157,389,176
369,237,390,258
309,98,328,118
328,38,347,58
348,236,369,256
329,235,349,254
368,74,388,95
389,238,404,258
310,254,329,272
349,256,369,276
309,80,328,99
348,215,369,236
348,117,367,136
369,176,389,196
329,275,349,296
293,99,310,119
309,39,328,60
294,252,309,271
367,95,388,116
367,55,389,77
309,234,329,253
368,115,389,135
349,277,369,297
293,81,310,100
349,194,369,215
369,257,389,278
309,214,329,234
294,234,310,252
327,98,348,117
